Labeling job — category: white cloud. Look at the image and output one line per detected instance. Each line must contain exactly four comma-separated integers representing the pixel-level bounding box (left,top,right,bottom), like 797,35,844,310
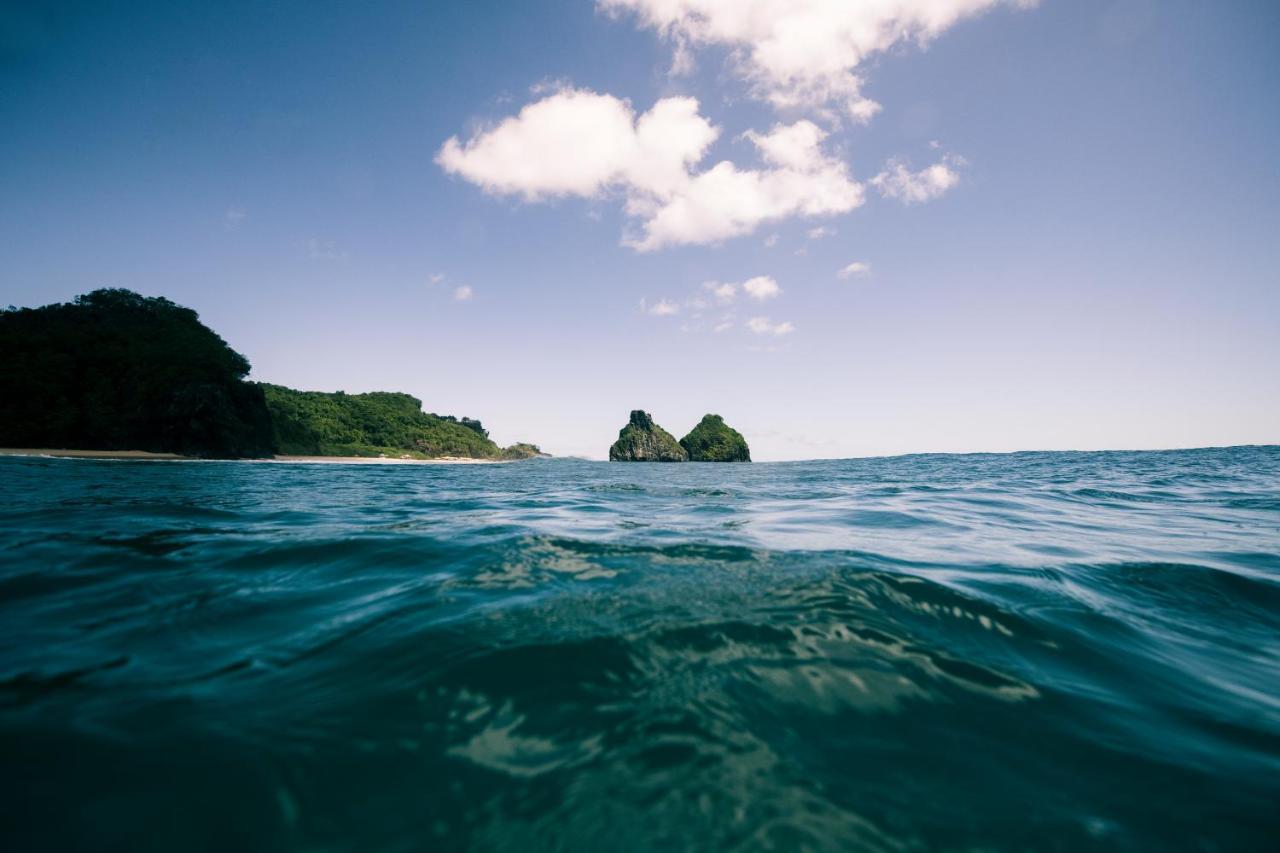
650,275,783,334
763,233,779,248
703,281,738,303
600,0,1036,121
669,35,697,76
429,272,445,285
224,207,246,230
838,261,871,279
747,316,795,336
742,275,781,301
453,285,474,301
871,155,963,204
438,89,863,250
437,88,716,201
807,225,835,240
630,120,863,250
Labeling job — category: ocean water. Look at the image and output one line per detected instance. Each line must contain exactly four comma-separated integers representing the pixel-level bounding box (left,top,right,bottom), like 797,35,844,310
1,448,1278,852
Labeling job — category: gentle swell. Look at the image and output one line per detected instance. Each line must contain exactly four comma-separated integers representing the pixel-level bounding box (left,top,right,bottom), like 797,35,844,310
0,447,1278,851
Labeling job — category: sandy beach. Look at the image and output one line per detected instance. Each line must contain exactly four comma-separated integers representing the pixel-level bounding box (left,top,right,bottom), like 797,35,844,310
270,455,510,465
0,448,191,460
0,448,510,464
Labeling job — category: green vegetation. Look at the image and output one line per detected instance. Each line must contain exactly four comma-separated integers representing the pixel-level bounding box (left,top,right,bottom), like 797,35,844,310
680,414,751,462
500,443,545,460
0,289,542,461
260,384,539,460
609,410,688,462
0,289,275,457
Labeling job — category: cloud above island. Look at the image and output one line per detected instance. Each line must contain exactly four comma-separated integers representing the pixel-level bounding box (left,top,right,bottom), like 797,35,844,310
437,89,863,250
872,155,964,204
647,275,794,337
599,0,1037,121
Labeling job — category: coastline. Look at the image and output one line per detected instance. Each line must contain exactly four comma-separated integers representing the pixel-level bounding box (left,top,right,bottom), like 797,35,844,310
0,448,190,460
270,455,511,465
0,448,511,464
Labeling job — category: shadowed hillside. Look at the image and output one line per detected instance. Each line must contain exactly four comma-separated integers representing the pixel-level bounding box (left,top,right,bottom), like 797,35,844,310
0,289,275,457
0,290,542,460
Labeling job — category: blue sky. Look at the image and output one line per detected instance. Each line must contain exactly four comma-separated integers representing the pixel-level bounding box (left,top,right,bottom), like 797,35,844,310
2,0,1277,459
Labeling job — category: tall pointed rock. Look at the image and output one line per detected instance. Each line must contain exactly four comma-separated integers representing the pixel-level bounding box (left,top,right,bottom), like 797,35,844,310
608,410,688,462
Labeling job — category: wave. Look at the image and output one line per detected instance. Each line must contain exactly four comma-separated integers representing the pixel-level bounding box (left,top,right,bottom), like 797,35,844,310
1,447,1278,849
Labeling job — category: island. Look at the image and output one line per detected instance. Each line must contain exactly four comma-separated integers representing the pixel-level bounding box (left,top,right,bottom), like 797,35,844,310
680,414,751,462
609,410,688,462
608,410,751,462
0,289,543,461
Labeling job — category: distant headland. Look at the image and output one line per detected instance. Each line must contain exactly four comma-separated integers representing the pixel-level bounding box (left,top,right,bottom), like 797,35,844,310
0,289,544,462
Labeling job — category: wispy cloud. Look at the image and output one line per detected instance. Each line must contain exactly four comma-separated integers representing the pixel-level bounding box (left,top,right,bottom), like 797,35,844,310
224,207,247,230
703,281,738,303
872,155,964,204
645,298,680,316
649,275,791,338
428,272,445,285
747,316,795,337
807,225,836,240
453,285,474,302
838,261,871,279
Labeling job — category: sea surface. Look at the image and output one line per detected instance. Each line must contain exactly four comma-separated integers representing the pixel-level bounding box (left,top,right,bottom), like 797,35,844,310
1,448,1278,851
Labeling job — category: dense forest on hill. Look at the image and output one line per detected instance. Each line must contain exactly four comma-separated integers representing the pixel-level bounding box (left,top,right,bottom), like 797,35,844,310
0,290,540,460
260,385,539,459
0,289,275,457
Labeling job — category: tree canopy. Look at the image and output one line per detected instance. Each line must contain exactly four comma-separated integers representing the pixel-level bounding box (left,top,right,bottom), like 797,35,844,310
260,385,510,459
0,289,275,457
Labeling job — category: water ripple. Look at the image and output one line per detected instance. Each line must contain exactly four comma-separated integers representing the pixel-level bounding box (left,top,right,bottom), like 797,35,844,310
1,448,1278,850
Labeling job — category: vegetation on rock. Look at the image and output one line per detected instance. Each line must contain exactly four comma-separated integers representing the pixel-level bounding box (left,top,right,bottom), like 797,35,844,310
609,410,688,462
680,414,751,462
0,289,275,457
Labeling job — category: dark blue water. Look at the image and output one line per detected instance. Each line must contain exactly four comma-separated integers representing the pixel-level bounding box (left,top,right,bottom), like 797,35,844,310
1,448,1278,851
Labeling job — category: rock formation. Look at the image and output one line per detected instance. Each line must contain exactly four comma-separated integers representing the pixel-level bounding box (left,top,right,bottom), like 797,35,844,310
609,410,688,462
680,414,751,462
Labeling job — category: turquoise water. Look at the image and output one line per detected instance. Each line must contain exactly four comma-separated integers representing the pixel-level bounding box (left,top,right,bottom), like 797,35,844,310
1,448,1278,851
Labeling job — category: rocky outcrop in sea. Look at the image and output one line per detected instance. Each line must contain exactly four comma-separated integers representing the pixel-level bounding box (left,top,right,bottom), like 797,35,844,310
680,414,751,462
608,410,688,462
